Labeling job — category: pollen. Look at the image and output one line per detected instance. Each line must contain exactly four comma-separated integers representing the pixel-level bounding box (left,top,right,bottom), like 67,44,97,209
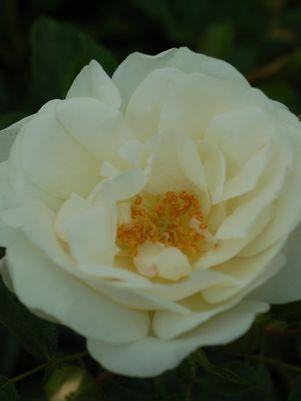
117,191,206,258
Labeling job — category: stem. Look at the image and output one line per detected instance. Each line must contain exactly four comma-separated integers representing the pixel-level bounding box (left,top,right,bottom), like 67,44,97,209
0,350,89,392
245,354,301,374
60,351,89,363
9,363,48,385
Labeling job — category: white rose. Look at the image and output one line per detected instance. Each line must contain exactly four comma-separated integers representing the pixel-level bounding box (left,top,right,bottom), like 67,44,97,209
1,47,301,378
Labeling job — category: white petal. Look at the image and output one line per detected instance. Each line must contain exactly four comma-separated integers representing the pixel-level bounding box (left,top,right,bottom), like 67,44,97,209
167,47,248,84
205,107,275,173
215,137,292,240
12,200,149,288
56,97,128,162
0,116,32,162
7,131,62,211
117,139,144,166
0,257,14,291
87,301,268,377
143,268,240,302
113,47,248,108
196,204,274,269
55,193,91,242
241,129,301,256
0,162,17,246
91,168,147,203
154,246,282,340
159,73,249,140
65,206,117,266
248,223,301,304
67,60,121,108
100,161,120,178
222,143,272,201
0,220,15,248
202,238,286,303
113,49,177,107
177,136,207,192
146,133,186,194
38,99,61,114
6,235,149,344
95,282,190,313
21,112,99,200
153,291,255,340
134,243,192,280
146,133,210,205
125,67,184,140
198,141,225,204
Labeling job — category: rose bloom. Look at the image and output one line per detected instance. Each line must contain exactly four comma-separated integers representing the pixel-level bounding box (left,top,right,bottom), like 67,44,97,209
0,47,301,378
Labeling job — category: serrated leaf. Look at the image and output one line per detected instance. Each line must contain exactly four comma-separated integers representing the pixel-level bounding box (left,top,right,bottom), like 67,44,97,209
0,375,19,401
0,276,58,360
30,17,117,106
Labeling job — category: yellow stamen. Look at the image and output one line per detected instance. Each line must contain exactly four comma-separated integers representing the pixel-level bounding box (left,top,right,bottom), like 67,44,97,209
117,191,206,258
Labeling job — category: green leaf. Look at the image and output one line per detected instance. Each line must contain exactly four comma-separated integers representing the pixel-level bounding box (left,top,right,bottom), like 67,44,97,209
0,375,19,401
30,17,117,106
0,326,19,376
0,276,58,360
194,361,279,401
45,366,101,401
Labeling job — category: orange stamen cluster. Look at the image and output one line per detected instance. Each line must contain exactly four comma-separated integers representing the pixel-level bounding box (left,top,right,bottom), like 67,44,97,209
117,191,206,258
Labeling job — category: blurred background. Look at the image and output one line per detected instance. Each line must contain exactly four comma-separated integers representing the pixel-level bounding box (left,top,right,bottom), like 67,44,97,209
2,0,301,126
1,0,301,400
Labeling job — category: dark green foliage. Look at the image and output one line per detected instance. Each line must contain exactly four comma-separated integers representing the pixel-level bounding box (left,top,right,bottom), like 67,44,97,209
289,375,301,401
30,17,117,107
0,277,58,361
0,375,19,401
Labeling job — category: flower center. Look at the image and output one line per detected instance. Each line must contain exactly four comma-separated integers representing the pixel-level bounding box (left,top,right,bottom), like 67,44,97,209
117,191,206,259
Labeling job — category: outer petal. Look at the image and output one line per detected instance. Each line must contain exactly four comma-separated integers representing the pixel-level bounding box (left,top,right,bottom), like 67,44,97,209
159,73,248,139
248,223,301,304
0,116,32,162
56,97,128,163
241,126,301,256
202,238,286,303
66,60,121,109
205,107,275,172
6,235,149,344
7,131,62,211
21,112,99,200
0,163,17,246
113,47,248,107
87,301,268,377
